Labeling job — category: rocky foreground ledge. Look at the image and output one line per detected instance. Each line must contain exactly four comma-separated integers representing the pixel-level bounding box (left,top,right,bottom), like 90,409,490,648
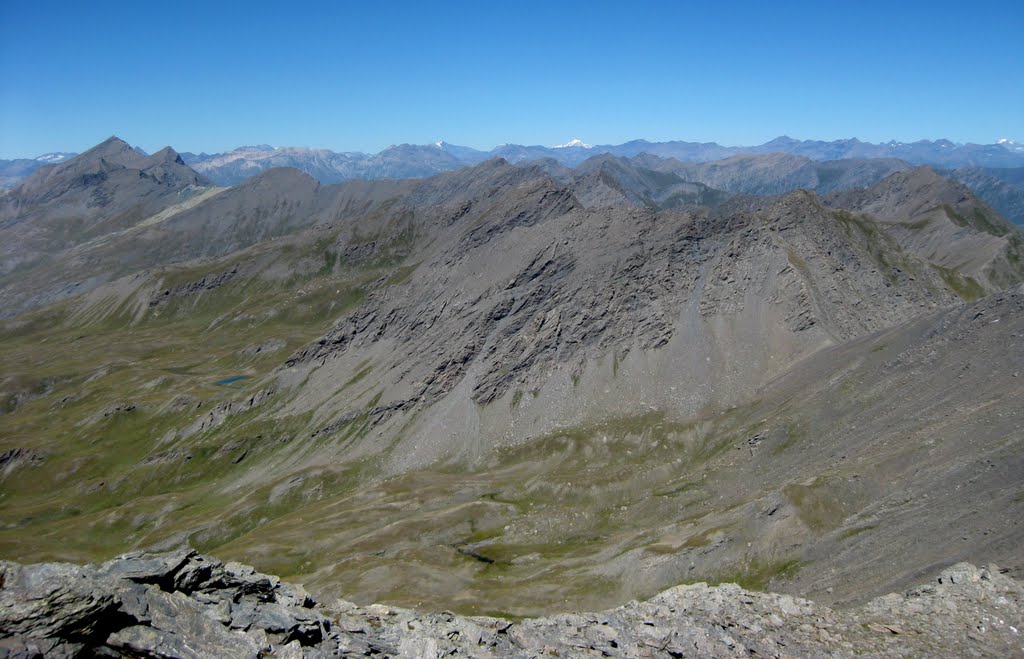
0,551,1021,658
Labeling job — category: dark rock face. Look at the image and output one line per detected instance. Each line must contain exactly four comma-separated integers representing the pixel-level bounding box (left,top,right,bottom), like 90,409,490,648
1,551,1021,658
0,550,333,658
0,448,45,476
148,265,240,307
950,166,1024,227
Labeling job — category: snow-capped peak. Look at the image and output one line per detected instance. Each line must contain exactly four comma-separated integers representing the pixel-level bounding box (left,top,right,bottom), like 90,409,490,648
552,138,592,149
997,137,1015,145
434,141,445,148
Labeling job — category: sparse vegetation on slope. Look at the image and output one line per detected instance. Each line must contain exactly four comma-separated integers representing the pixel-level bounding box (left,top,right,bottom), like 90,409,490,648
1,143,1022,620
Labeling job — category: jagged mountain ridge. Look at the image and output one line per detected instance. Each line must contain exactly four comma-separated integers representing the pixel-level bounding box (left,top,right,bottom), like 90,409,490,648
1,138,1023,617
168,144,1024,229
0,149,577,318
0,137,218,313
6,136,1023,228
4,139,1020,322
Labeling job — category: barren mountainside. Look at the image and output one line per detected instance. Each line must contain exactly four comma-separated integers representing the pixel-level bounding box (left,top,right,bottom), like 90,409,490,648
1,137,1023,633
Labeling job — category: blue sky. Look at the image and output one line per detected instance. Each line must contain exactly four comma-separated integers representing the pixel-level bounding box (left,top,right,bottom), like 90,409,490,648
1,0,1021,157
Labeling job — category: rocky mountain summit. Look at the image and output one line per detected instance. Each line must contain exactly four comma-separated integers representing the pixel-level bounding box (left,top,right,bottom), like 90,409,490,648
1,550,1021,658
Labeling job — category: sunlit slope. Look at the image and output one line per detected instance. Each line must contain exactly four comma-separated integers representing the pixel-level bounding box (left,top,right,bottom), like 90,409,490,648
2,155,1023,617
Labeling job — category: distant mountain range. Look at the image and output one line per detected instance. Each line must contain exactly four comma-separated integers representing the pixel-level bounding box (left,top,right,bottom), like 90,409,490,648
0,152,75,187
174,136,1024,185
5,137,1022,225
4,136,1023,186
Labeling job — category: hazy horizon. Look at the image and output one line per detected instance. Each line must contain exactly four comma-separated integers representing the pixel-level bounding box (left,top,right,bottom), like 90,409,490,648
2,0,1021,158
2,132,1022,161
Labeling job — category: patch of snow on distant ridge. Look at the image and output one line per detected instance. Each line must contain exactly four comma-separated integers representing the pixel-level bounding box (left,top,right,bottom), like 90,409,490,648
552,138,592,149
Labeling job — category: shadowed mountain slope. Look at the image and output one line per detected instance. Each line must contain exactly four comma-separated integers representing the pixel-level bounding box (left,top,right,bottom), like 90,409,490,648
948,166,1024,226
826,167,1024,291
631,152,913,196
566,154,732,209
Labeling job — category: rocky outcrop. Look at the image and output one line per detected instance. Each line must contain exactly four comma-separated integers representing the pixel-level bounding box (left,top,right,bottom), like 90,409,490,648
0,550,337,658
0,448,45,478
176,387,277,440
1,551,1021,658
148,265,240,307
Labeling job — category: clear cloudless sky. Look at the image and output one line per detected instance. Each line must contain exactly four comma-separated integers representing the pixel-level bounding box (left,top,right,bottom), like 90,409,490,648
0,0,1021,157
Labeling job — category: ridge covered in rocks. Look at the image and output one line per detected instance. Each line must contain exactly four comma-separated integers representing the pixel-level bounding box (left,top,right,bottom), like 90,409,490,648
1,550,1021,657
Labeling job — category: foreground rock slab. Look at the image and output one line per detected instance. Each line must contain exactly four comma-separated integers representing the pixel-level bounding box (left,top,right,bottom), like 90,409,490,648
1,551,1021,657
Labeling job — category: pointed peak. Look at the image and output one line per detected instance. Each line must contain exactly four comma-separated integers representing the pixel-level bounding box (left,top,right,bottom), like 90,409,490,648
763,135,799,147
882,166,946,186
60,136,145,168
579,152,623,171
776,187,824,208
89,136,133,154
459,156,512,174
150,146,186,166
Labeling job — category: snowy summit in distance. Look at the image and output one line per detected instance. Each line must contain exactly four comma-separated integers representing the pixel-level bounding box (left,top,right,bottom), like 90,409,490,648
553,138,592,149
997,138,1022,152
34,153,74,163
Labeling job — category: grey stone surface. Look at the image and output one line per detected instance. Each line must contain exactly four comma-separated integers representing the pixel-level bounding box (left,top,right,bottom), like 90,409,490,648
2,551,1021,657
